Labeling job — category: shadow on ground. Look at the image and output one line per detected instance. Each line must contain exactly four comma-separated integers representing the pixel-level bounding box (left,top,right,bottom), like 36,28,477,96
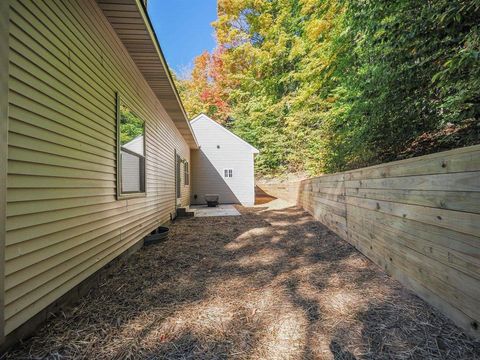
5,206,480,359
254,186,277,205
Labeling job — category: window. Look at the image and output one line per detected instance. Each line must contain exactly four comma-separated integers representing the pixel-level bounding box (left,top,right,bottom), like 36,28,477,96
176,153,181,198
184,161,189,185
116,93,146,198
224,168,233,178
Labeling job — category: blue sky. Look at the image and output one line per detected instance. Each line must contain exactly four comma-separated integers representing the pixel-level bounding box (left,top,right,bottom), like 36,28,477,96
148,1,217,77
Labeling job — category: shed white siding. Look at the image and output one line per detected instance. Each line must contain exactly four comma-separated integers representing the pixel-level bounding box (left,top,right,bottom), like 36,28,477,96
191,115,258,206
122,135,144,155
121,151,141,192
121,136,144,193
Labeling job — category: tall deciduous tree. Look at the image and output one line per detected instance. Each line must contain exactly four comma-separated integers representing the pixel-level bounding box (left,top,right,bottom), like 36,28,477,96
176,0,480,176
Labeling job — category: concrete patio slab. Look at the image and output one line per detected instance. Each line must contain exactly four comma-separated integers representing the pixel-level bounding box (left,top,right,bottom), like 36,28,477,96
190,204,241,217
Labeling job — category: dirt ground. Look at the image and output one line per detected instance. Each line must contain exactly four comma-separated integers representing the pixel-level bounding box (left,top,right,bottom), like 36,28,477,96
4,205,480,359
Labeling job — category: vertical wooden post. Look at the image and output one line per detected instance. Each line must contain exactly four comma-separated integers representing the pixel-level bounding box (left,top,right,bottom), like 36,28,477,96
0,0,10,342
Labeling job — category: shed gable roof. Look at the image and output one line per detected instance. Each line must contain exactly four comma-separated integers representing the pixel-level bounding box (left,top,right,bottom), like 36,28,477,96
191,114,259,154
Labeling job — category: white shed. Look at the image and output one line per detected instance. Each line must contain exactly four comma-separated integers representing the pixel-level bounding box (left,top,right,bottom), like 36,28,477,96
190,114,259,206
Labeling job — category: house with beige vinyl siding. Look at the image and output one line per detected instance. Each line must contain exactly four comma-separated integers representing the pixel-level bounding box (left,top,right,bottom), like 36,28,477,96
0,0,197,347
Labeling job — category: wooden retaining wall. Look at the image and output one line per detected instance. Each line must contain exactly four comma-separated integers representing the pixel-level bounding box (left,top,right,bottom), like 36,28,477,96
257,145,480,338
258,181,300,205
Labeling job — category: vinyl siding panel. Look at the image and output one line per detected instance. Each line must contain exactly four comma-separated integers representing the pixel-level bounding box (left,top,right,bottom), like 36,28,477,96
5,0,190,335
0,0,9,340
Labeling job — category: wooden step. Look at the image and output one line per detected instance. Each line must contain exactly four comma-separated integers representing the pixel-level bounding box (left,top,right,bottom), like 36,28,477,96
176,207,195,218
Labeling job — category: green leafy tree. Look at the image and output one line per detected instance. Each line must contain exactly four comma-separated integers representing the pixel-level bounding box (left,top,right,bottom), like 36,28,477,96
120,105,144,145
176,0,480,176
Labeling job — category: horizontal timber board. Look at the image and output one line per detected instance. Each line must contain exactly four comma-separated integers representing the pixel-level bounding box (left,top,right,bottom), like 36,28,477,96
345,144,480,180
346,196,480,237
345,171,480,192
346,204,480,253
346,187,480,214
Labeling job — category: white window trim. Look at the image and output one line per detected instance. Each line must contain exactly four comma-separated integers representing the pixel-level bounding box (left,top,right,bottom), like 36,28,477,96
223,168,233,178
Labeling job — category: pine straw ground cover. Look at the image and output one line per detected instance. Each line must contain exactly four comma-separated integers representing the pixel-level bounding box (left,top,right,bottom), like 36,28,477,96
4,206,480,359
